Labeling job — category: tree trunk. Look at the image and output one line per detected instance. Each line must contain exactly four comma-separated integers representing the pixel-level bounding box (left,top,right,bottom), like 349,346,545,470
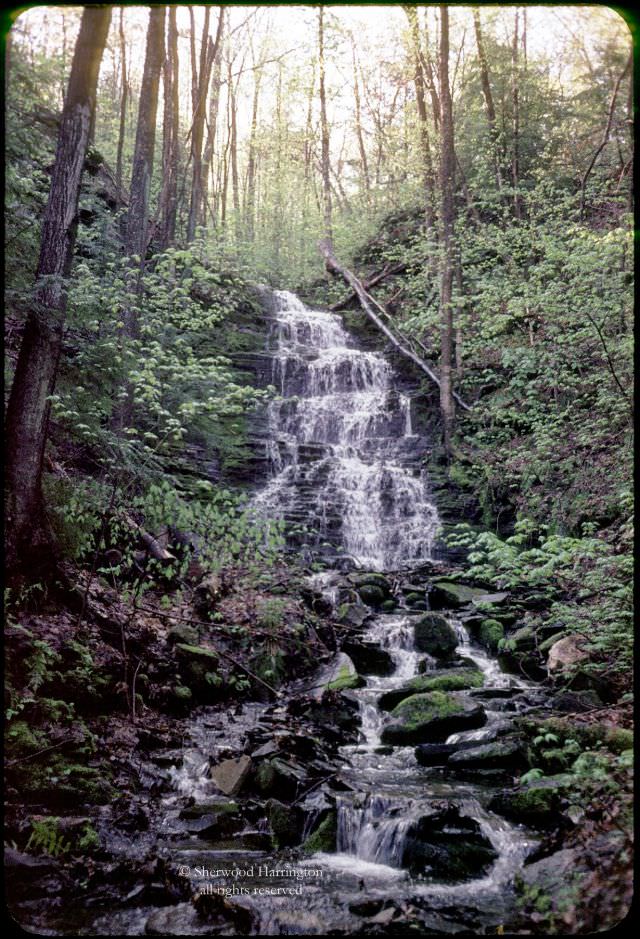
187,7,224,242
472,6,503,193
318,6,333,249
158,6,180,249
244,70,261,242
404,5,436,230
203,30,223,229
4,7,112,573
115,8,128,211
438,4,456,454
351,43,370,197
511,7,522,219
125,5,165,273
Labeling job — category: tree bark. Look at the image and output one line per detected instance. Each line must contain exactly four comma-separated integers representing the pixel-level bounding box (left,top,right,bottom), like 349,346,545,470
318,6,333,249
511,7,522,219
158,6,180,249
5,6,112,573
351,42,370,197
115,8,128,211
244,69,261,242
472,6,503,193
187,7,224,242
404,5,436,230
438,5,456,454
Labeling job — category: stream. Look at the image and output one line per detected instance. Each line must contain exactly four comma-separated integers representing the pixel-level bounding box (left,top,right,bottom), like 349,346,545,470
48,290,547,934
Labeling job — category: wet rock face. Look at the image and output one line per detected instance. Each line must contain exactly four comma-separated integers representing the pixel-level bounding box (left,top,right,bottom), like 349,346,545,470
342,639,395,676
401,805,498,880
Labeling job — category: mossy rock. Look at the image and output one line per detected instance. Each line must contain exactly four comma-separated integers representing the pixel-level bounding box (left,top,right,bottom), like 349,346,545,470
348,572,392,594
381,691,486,745
478,619,504,654
378,669,483,711
488,775,572,827
380,599,397,613
430,580,492,609
167,624,200,646
356,584,387,608
267,799,305,848
326,662,365,692
302,811,337,854
414,613,458,659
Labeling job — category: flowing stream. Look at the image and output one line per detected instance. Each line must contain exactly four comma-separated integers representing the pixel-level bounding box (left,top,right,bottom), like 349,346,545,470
70,291,544,935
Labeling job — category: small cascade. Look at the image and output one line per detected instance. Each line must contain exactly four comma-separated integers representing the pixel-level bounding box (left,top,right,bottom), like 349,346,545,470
254,290,440,570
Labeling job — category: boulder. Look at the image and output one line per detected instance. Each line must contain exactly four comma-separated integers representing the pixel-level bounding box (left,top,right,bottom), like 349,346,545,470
401,804,498,880
337,603,370,629
414,613,458,659
210,755,252,796
267,799,305,848
477,619,504,654
547,635,589,673
166,624,200,646
342,639,394,676
301,810,337,854
519,848,583,893
447,738,527,770
488,775,572,827
378,669,483,711
380,692,486,745
430,581,494,609
325,654,365,691
254,757,306,800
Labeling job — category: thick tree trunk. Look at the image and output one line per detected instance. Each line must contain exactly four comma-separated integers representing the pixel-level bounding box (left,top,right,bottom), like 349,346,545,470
4,7,112,573
438,5,456,454
318,6,333,249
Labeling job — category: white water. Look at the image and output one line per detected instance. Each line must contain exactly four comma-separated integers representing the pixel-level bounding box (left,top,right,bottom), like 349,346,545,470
254,291,440,570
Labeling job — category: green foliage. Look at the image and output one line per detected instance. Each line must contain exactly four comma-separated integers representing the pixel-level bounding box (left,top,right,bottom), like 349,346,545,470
26,817,71,858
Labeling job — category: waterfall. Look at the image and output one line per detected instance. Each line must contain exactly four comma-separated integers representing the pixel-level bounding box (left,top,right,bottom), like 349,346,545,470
254,290,440,570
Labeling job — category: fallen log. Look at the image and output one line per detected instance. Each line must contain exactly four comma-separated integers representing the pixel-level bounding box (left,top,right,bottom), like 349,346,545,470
318,238,472,412
330,261,408,311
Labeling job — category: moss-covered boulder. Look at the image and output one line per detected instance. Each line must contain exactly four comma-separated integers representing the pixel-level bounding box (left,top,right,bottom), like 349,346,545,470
301,810,337,854
167,624,200,646
489,775,572,827
414,613,458,659
380,692,486,745
267,799,305,848
378,669,483,712
447,738,527,771
401,804,498,880
326,660,366,691
430,580,493,609
477,619,504,654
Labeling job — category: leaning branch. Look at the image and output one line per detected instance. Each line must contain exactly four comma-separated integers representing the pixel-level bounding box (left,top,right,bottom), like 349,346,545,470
318,239,472,412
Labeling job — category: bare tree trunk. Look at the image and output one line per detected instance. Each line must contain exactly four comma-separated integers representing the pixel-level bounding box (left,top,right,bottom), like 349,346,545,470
472,6,503,193
351,42,370,196
404,5,435,230
202,38,223,229
158,6,180,249
244,70,261,242
124,6,165,320
5,7,111,573
229,62,241,245
115,8,128,210
187,7,224,242
511,7,522,219
318,6,333,249
438,4,456,455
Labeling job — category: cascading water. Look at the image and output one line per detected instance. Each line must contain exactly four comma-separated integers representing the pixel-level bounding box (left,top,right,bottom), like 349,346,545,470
254,291,440,570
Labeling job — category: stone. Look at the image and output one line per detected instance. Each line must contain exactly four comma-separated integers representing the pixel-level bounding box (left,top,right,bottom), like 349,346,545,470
378,669,483,711
414,613,458,659
254,757,305,800
166,624,200,646
547,635,589,673
414,741,482,767
447,738,527,770
489,775,572,827
380,692,486,745
519,848,583,893
342,639,394,676
267,799,305,848
337,603,369,628
401,804,498,880
477,619,504,654
210,755,252,796
430,580,494,609
302,810,337,854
